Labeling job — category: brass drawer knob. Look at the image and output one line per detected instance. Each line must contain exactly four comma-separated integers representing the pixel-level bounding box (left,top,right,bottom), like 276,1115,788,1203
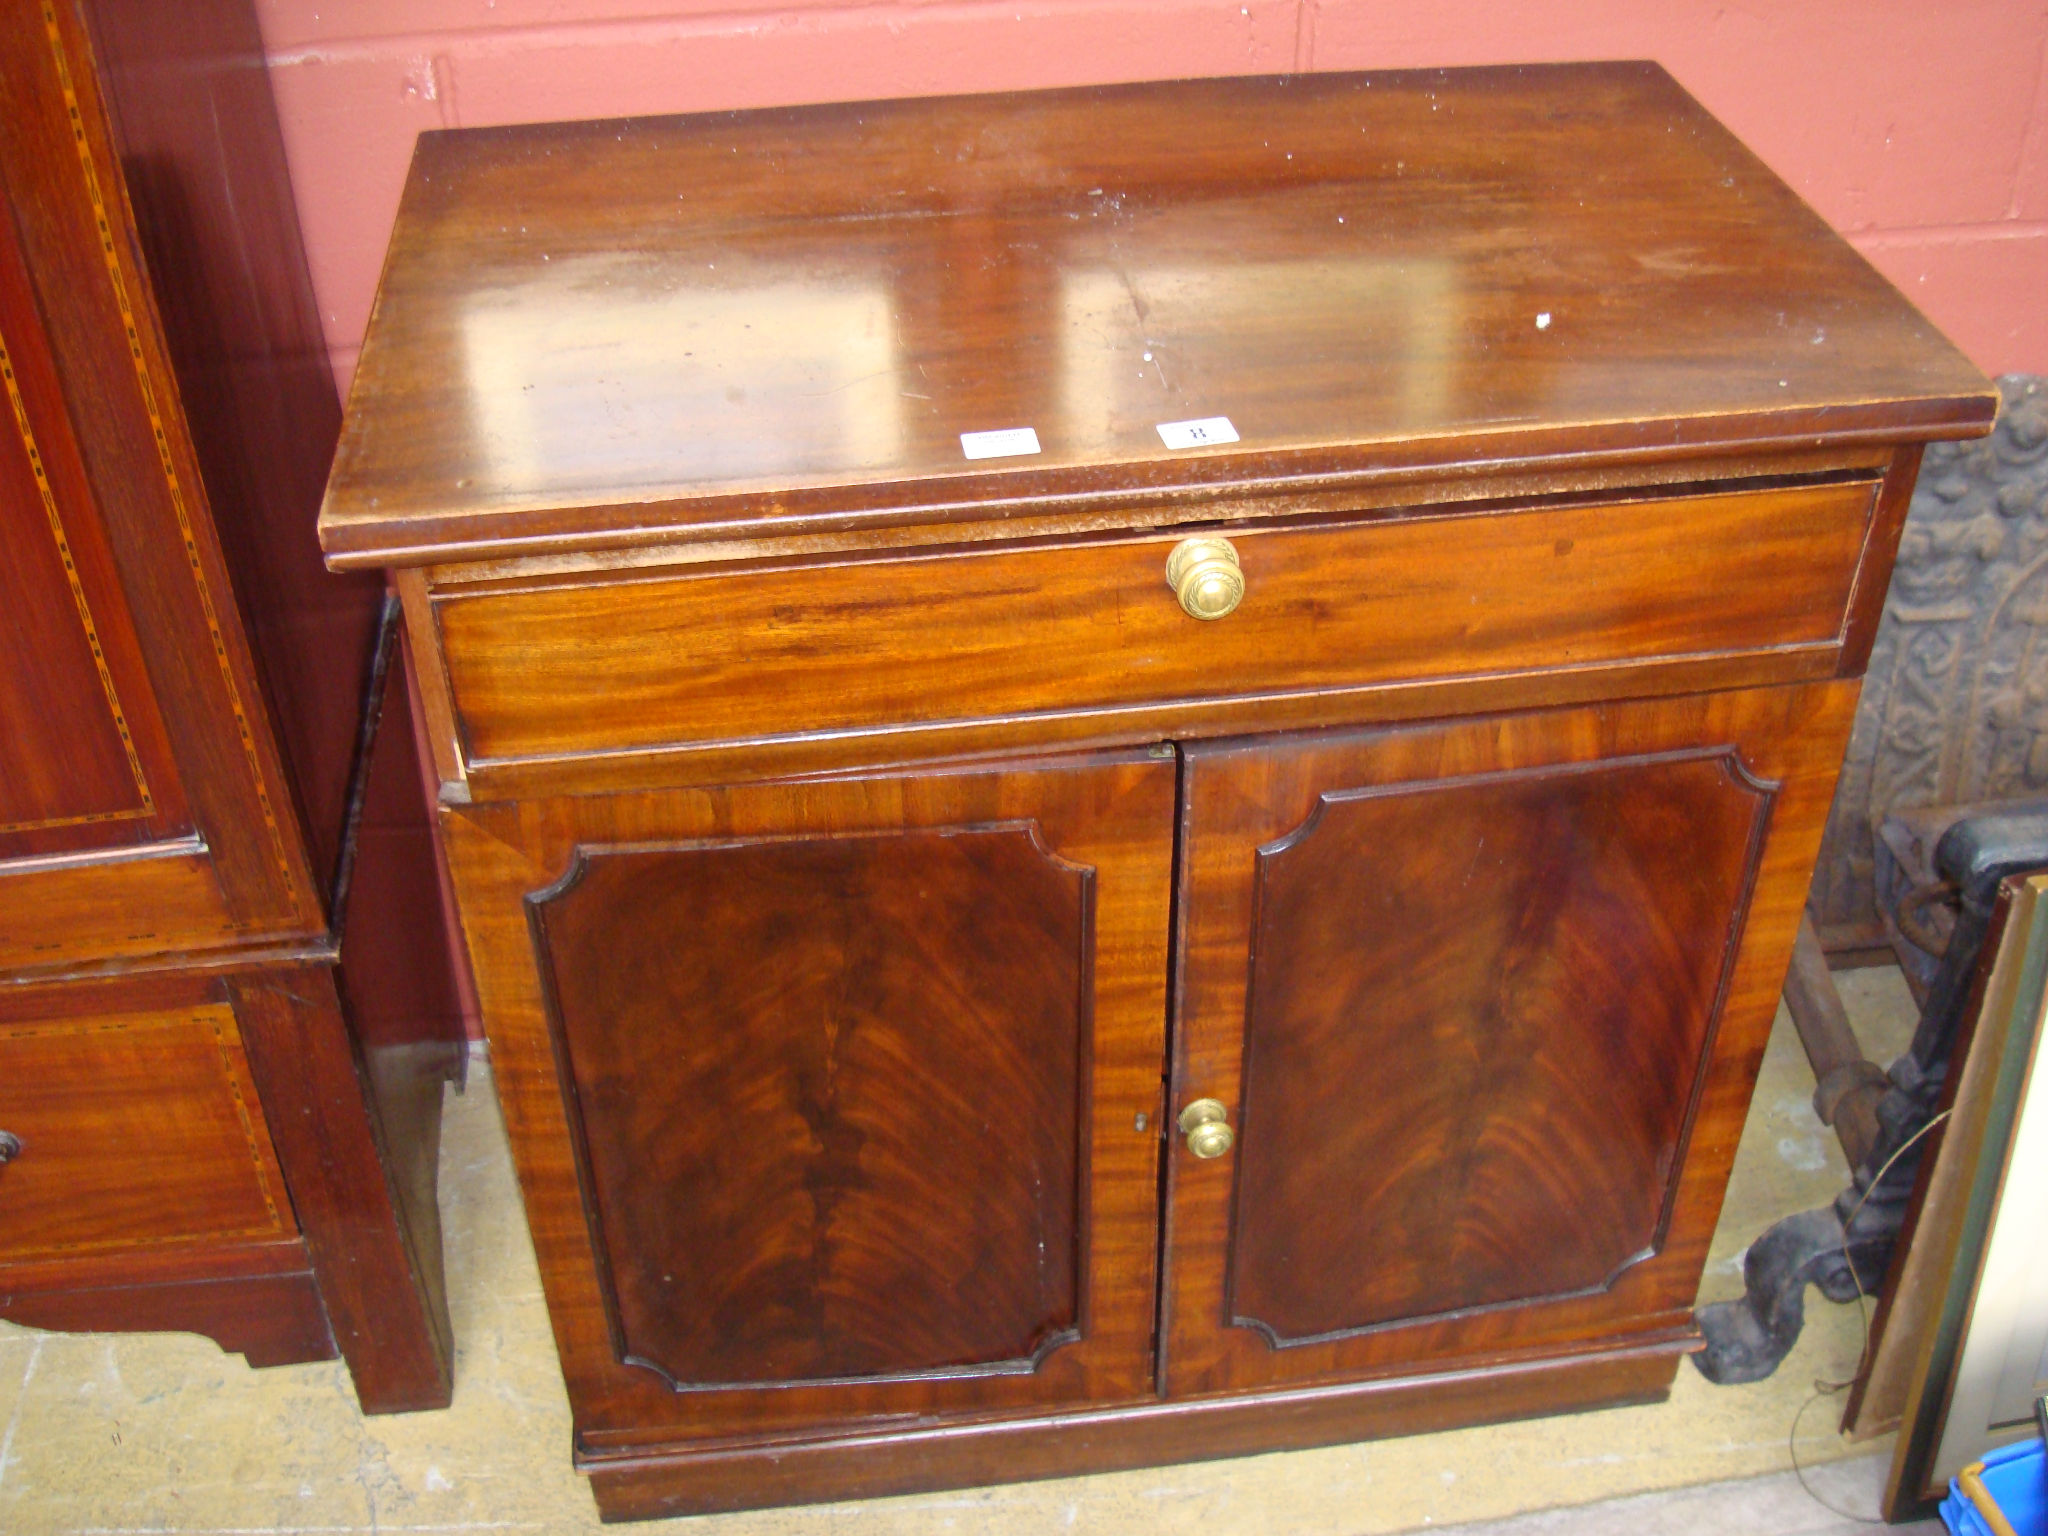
1178,1098,1234,1159
0,1130,20,1165
1165,536,1244,620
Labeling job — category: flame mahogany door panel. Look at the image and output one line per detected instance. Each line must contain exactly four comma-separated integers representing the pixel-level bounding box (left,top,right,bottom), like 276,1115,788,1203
438,749,1175,1445
1161,681,1860,1396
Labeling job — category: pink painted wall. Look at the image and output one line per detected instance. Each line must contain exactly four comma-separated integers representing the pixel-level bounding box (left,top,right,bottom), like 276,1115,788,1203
256,0,2048,397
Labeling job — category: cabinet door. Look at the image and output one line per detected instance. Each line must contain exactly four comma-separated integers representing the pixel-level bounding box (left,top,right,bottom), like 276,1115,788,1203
440,751,1174,1446
0,2,322,963
0,199,189,867
1161,682,1858,1396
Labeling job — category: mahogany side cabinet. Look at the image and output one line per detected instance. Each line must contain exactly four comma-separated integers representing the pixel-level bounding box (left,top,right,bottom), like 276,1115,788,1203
0,0,462,1410
319,66,1997,1516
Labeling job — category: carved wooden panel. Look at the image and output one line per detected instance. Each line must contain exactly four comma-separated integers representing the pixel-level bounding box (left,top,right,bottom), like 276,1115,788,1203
0,1005,295,1261
1814,375,2048,950
530,824,1092,1391
1230,750,1770,1346
1162,684,1862,1397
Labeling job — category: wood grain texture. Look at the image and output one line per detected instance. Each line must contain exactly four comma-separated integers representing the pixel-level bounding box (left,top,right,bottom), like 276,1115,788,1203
0,194,187,860
436,481,1873,774
327,60,1997,1516
0,0,320,938
0,378,152,843
0,1003,294,1261
396,569,469,799
1837,445,1925,679
531,825,1089,1391
0,839,241,974
320,634,467,1403
424,446,1893,588
439,752,1174,1442
432,645,1846,809
0,1225,308,1295
0,1268,333,1368
319,66,1992,570
1227,748,1771,1348
0,933,457,1413
231,965,455,1414
582,1340,1686,1519
0,0,459,1418
1161,681,1863,1396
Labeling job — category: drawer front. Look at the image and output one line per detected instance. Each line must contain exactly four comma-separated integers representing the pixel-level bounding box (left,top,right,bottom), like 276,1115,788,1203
437,481,1873,772
0,1005,296,1263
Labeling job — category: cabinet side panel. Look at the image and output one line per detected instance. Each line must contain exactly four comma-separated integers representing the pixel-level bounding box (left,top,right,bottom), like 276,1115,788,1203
1231,751,1770,1344
530,827,1089,1390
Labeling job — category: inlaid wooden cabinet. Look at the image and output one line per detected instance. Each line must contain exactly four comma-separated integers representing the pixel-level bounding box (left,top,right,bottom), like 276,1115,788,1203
0,36,312,966
321,67,1997,1515
0,0,461,1409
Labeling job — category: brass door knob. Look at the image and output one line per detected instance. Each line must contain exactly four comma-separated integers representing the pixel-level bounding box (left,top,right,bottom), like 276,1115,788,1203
1178,1098,1234,1159
0,1131,19,1165
1165,536,1244,620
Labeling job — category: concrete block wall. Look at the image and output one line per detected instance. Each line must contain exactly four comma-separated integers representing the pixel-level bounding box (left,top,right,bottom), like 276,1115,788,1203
254,0,2048,397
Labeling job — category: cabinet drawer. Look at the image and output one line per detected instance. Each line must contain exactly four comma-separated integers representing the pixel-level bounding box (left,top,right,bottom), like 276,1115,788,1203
0,1005,296,1264
434,480,1874,777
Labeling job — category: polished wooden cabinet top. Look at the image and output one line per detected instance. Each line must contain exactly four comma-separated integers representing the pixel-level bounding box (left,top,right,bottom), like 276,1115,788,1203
320,63,1994,568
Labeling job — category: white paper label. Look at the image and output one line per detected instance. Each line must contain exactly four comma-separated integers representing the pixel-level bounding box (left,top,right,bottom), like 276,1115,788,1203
1156,416,1239,450
959,426,1041,460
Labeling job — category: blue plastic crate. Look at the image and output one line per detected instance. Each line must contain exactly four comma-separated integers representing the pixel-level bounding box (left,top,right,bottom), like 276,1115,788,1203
1941,1438,2047,1536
